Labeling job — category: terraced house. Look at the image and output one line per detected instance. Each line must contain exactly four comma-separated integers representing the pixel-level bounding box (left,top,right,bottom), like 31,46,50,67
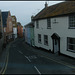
17,22,23,38
24,22,34,46
12,16,17,40
2,11,13,43
24,16,35,46
33,1,75,58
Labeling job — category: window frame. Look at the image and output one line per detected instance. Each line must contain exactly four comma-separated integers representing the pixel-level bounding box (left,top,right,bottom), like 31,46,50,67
67,37,75,53
47,18,51,29
44,35,48,46
69,15,75,29
38,34,41,43
36,20,39,29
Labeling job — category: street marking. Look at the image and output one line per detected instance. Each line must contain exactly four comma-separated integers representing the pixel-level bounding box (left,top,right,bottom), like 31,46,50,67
24,56,31,62
18,51,23,54
2,51,9,74
28,49,75,69
40,55,75,69
28,55,37,59
34,66,41,75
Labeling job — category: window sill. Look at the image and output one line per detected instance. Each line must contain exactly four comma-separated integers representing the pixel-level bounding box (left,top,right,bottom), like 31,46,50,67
47,27,51,29
68,27,75,29
38,42,42,44
44,44,48,46
67,49,75,53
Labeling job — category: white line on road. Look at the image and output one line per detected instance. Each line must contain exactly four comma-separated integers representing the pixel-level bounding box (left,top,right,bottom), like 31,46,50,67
24,56,31,62
34,66,41,75
18,51,23,54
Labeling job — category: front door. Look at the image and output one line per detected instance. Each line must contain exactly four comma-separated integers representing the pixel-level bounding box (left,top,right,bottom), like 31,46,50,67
51,33,60,54
54,39,59,53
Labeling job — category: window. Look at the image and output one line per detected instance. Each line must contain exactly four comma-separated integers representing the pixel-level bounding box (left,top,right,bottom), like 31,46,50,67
44,35,48,45
47,18,51,29
38,34,41,43
36,20,39,28
4,28,6,32
67,37,75,52
69,15,75,28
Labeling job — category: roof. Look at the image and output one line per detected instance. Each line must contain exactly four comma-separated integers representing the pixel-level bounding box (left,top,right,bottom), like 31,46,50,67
17,22,21,26
24,22,34,28
2,12,9,27
34,1,75,20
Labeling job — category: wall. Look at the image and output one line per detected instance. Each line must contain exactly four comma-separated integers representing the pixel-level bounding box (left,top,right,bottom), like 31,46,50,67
34,19,51,50
34,16,75,58
7,12,13,35
30,27,34,46
13,27,17,38
17,25,23,38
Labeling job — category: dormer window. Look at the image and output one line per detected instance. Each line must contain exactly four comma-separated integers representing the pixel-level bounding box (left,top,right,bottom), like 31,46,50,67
47,18,51,29
69,15,75,28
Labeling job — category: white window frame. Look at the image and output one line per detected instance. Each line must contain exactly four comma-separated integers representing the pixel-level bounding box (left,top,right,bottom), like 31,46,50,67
36,20,39,28
67,37,75,52
47,18,51,29
38,34,41,43
69,15,75,28
44,35,48,46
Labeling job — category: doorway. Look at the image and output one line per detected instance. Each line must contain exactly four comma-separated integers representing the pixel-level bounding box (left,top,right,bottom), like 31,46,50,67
51,33,60,54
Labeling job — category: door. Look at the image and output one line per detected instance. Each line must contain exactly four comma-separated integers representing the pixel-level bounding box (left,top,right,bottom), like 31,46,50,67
54,39,59,53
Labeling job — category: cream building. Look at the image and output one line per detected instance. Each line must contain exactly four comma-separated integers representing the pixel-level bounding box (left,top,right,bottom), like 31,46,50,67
34,2,75,58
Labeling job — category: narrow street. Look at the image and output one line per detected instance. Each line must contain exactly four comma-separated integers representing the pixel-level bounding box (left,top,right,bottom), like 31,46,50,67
4,38,75,74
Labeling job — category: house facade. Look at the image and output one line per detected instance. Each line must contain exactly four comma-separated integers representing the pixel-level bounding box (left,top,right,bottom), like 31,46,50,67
34,1,75,58
12,16,17,39
0,10,4,53
2,11,13,43
24,22,34,46
17,22,23,38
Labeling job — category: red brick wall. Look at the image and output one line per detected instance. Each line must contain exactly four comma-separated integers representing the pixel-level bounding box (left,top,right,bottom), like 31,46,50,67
17,25,23,38
6,11,13,35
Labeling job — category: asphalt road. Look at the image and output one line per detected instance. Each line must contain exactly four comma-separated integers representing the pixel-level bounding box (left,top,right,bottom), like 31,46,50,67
4,38,75,74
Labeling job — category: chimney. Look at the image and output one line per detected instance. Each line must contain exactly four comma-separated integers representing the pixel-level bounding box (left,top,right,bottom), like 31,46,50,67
45,2,48,8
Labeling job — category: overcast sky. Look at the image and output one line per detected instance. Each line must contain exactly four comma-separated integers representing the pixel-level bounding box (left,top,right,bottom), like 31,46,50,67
0,1,64,26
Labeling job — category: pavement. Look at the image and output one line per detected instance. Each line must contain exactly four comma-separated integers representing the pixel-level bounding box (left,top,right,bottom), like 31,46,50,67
0,38,75,74
0,40,13,74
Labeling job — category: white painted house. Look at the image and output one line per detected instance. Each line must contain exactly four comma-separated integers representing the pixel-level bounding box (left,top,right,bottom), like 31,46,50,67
34,1,75,58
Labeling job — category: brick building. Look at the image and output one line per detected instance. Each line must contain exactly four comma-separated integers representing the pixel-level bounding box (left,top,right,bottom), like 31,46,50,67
2,11,13,43
17,22,23,38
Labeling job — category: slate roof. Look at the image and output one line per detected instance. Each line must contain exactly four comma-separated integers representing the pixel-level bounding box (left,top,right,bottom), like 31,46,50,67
34,1,75,20
17,22,21,26
25,22,34,28
2,12,8,27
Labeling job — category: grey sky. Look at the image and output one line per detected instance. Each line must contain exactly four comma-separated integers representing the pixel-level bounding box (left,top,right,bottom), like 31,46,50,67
0,1,64,26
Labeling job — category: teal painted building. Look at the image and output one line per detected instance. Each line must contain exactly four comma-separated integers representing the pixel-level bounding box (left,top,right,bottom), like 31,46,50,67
24,22,34,46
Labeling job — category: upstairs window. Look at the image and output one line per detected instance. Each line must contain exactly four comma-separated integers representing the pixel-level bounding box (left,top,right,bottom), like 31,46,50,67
44,35,48,46
67,37,75,52
47,18,51,29
36,20,39,28
38,34,41,43
69,15,75,28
